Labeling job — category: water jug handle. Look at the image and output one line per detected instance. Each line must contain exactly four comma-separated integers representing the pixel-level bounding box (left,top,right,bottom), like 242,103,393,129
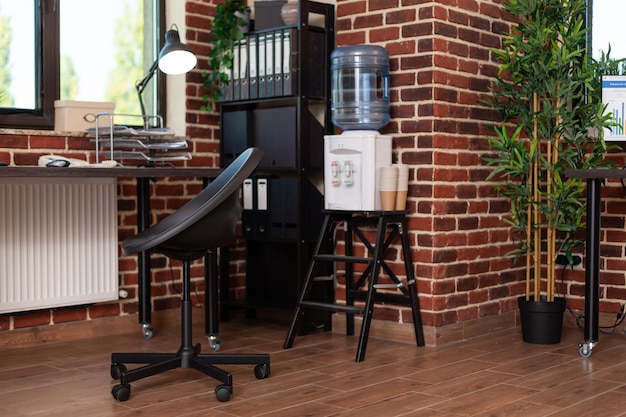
380,72,390,99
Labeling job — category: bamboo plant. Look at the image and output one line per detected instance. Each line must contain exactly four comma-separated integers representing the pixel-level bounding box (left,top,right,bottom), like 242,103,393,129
485,0,615,302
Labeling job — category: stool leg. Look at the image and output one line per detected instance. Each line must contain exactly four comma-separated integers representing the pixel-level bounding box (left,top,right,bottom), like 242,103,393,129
400,218,425,347
284,214,332,349
346,218,355,336
355,216,387,362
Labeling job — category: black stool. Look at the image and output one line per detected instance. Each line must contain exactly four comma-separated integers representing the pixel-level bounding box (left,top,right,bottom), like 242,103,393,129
284,210,425,362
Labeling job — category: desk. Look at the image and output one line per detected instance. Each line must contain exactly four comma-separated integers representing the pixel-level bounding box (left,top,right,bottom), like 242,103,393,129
565,169,626,357
0,166,222,339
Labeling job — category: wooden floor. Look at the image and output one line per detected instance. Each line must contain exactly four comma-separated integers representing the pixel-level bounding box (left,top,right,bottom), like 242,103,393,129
1,313,626,417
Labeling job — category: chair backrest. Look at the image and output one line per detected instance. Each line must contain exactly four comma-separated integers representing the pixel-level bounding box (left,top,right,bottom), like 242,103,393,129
122,147,263,258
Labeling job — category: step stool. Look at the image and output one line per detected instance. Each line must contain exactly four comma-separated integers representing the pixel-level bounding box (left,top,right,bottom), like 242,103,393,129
283,210,425,362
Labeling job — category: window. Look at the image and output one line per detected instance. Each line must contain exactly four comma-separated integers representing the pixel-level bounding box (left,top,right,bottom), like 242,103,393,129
590,0,626,62
0,0,164,129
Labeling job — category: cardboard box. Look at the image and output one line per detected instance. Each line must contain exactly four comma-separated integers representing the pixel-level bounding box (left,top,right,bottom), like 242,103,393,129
254,0,287,30
54,100,115,132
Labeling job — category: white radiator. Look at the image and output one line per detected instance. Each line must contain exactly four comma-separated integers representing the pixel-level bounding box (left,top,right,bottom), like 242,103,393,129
0,177,118,314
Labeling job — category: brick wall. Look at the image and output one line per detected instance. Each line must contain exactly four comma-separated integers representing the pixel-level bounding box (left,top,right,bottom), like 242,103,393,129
1,0,625,343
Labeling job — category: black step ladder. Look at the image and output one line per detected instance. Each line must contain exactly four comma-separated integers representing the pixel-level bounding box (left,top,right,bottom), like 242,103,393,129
284,210,425,362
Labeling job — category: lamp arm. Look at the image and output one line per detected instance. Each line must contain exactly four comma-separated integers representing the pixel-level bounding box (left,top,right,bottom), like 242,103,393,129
135,58,159,121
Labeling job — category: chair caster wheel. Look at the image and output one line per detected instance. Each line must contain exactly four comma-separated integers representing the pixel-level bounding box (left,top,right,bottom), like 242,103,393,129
141,323,153,339
208,335,221,352
254,363,270,379
110,363,127,379
111,383,131,402
215,384,232,402
579,342,593,358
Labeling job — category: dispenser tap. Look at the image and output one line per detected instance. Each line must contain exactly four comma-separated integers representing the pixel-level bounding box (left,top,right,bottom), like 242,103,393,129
343,160,353,185
331,161,340,186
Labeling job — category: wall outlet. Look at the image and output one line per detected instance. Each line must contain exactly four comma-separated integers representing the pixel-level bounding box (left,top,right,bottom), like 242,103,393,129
555,254,582,267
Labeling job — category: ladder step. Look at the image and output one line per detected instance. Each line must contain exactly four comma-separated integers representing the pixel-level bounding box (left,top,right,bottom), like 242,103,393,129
298,301,365,315
313,254,372,264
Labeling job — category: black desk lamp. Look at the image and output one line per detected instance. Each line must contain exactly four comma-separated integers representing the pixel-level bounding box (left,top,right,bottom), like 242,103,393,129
135,24,197,120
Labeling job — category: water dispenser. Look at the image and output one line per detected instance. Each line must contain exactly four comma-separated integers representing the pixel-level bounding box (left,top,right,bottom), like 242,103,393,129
330,45,390,131
324,131,391,210
324,45,392,211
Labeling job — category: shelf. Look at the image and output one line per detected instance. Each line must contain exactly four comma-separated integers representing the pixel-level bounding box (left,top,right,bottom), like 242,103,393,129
220,0,335,320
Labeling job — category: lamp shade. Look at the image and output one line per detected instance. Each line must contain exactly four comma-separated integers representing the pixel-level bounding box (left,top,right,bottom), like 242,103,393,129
158,28,197,75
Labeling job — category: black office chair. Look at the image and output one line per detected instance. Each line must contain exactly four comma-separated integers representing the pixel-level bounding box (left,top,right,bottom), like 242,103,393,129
110,147,269,403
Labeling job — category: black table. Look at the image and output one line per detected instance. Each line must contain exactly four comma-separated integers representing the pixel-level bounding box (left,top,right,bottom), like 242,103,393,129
565,168,626,357
0,166,222,341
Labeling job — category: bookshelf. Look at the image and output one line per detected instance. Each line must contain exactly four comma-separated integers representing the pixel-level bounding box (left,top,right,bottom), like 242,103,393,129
220,0,335,319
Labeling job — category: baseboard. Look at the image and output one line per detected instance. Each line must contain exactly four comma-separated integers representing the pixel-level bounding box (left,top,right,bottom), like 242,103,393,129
332,311,519,347
2,307,621,351
0,310,180,351
329,309,625,347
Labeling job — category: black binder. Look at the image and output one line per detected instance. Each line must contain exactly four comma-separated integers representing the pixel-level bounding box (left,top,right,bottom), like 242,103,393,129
239,39,249,100
264,32,275,98
282,29,297,96
249,34,258,99
242,178,255,237
255,176,269,237
273,30,283,96
270,177,298,239
258,34,267,98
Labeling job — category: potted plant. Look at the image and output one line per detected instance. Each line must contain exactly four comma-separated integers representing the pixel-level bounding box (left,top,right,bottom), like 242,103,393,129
202,0,250,111
485,0,615,343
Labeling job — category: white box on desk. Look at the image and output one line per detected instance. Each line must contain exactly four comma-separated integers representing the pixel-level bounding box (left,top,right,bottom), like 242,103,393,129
54,100,115,132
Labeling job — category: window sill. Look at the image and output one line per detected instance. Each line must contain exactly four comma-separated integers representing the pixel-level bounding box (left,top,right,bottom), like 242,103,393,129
0,128,88,137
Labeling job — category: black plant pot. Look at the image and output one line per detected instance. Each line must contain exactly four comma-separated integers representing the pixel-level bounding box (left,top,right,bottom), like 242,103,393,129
518,296,566,344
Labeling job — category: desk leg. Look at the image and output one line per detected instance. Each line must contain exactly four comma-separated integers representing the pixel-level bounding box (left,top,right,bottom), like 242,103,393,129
205,248,221,351
580,178,601,357
219,247,230,322
137,177,153,339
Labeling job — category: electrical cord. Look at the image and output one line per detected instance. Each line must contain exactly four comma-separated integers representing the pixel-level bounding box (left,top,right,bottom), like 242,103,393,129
559,264,626,334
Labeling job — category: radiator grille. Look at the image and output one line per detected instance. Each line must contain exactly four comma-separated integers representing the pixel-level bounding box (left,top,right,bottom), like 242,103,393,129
0,177,118,314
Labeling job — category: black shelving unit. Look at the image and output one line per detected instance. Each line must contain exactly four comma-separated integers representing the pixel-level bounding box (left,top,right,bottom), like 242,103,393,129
219,1,335,319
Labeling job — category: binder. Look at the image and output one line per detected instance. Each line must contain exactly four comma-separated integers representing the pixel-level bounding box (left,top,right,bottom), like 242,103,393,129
258,34,266,98
282,29,297,96
249,35,258,99
232,40,241,101
239,39,249,100
273,30,283,96
219,55,233,102
242,178,255,237
255,177,269,237
265,32,275,98
269,178,298,239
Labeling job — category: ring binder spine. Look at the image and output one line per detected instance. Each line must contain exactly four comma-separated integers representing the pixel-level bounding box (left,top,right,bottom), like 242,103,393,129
219,28,305,102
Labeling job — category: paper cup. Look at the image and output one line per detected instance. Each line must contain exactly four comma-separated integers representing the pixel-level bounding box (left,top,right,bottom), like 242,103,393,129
394,164,408,210
395,190,408,210
379,165,398,191
395,164,409,191
380,190,397,211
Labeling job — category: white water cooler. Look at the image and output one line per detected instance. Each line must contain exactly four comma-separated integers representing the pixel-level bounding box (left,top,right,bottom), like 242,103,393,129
324,131,391,210
324,45,392,211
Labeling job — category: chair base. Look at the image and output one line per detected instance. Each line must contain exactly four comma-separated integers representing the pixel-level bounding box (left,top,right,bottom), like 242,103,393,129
110,260,270,403
111,345,270,402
